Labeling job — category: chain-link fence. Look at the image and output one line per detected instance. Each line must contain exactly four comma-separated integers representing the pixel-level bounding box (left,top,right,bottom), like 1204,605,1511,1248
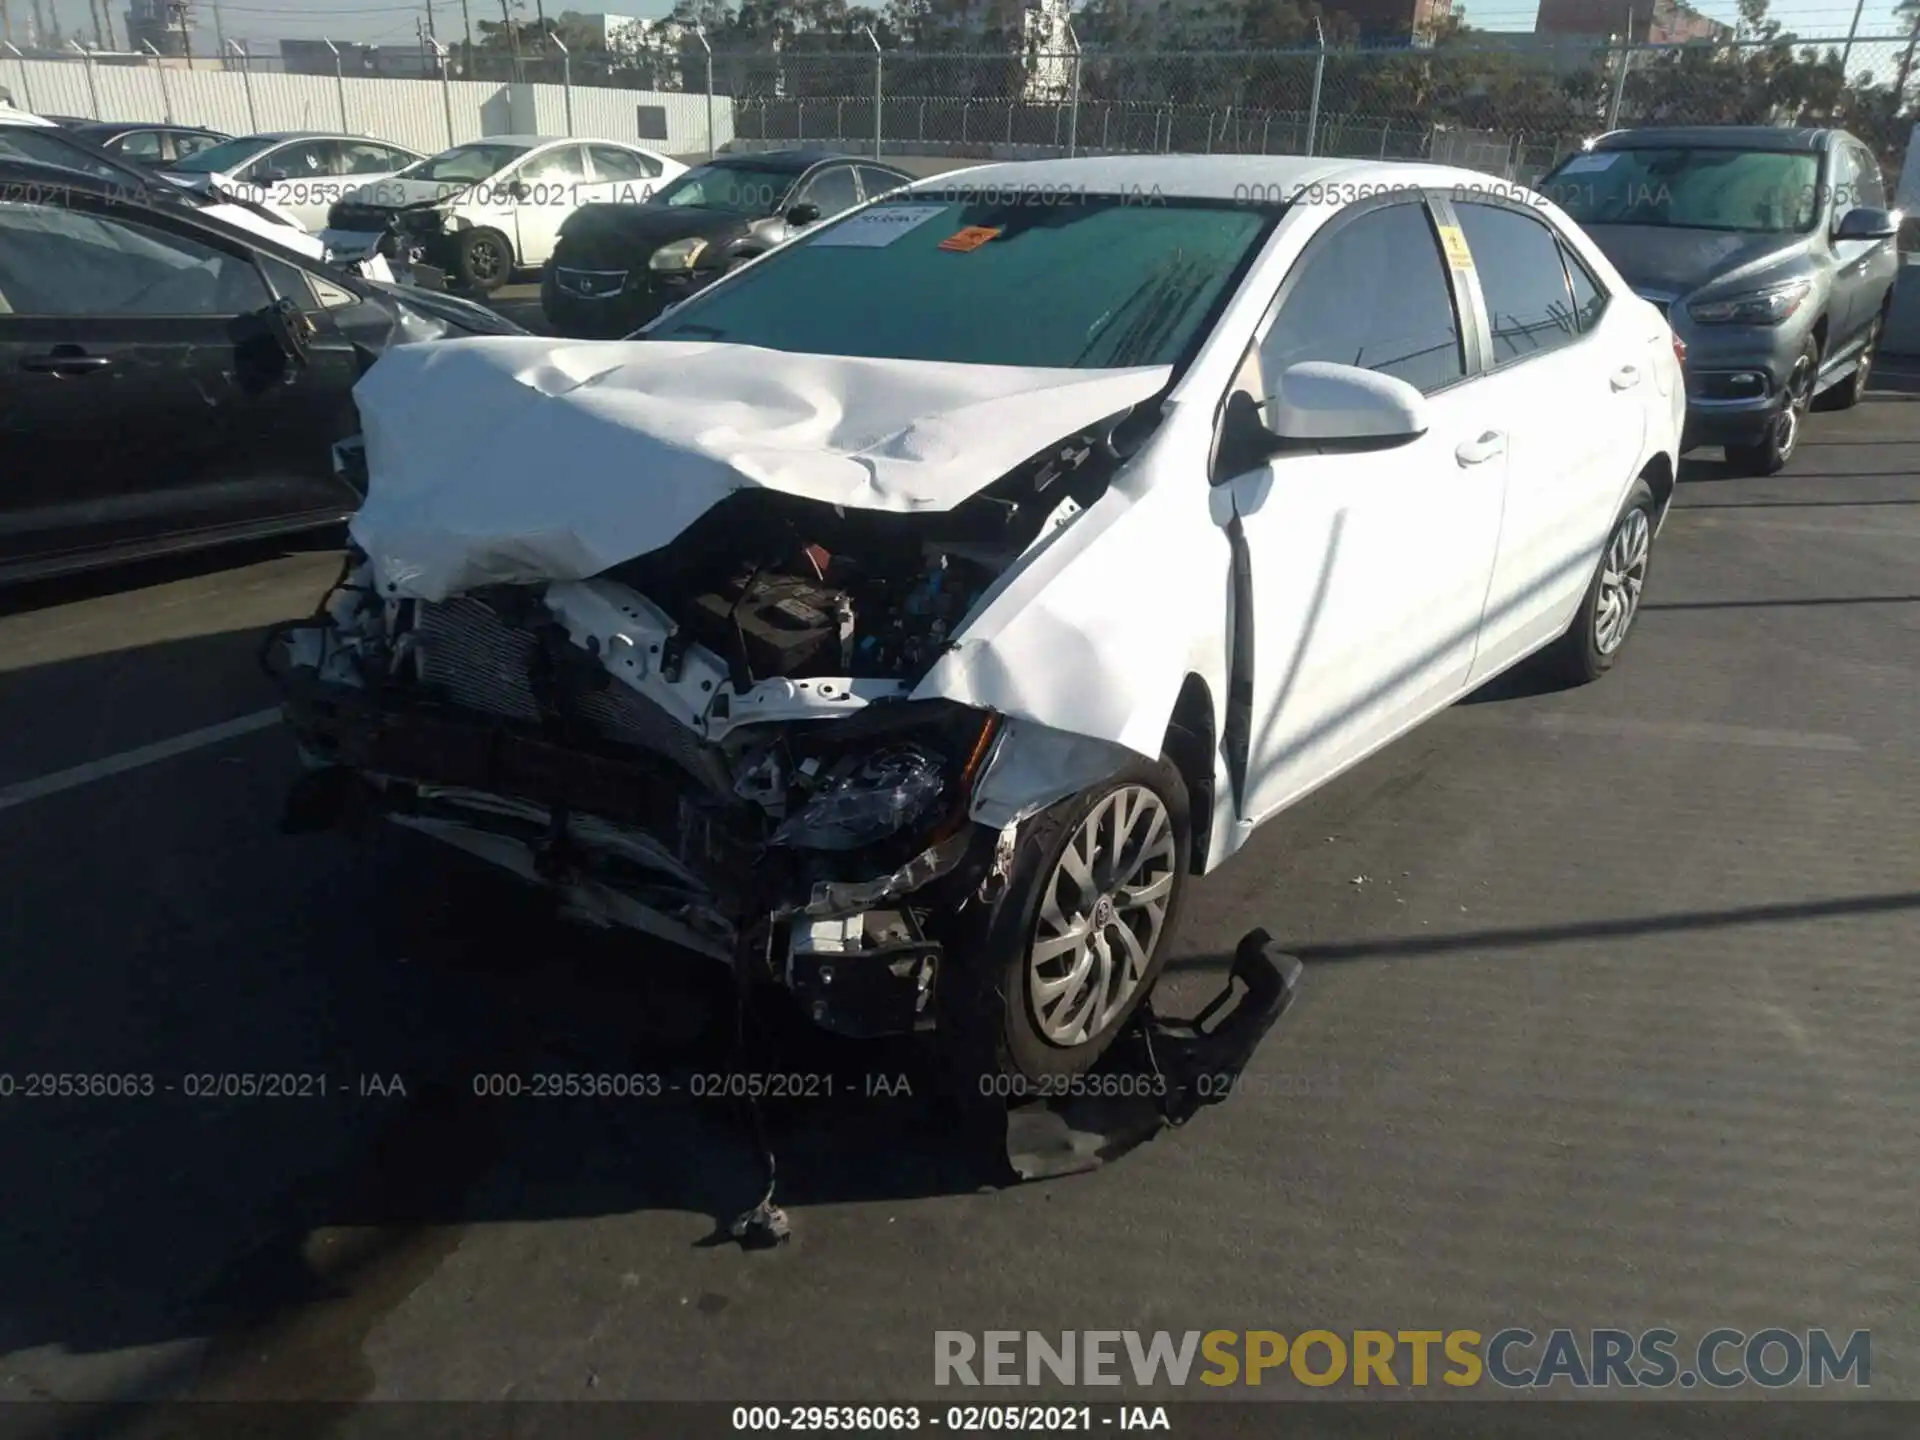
701,35,1919,184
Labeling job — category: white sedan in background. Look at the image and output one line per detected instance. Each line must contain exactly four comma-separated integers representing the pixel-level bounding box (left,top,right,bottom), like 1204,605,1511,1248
269,156,1686,1082
318,136,687,292
160,131,426,230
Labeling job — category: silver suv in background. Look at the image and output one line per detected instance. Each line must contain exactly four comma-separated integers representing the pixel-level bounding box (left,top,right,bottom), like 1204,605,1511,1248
1540,126,1900,475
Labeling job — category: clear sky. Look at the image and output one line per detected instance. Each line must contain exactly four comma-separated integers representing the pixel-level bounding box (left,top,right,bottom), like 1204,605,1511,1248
26,0,1916,61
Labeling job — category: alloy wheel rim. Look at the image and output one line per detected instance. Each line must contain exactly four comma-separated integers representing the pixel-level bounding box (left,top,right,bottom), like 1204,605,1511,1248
1027,784,1178,1047
1777,354,1814,457
471,241,502,279
1594,507,1650,655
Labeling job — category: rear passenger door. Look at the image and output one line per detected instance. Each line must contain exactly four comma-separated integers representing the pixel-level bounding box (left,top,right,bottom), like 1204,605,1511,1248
1446,197,1646,682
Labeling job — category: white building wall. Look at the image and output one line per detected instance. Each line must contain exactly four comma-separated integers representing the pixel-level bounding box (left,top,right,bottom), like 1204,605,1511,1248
1,55,730,154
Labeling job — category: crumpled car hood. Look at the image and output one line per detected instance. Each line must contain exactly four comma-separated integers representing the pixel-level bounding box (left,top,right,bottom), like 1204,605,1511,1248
348,337,1171,601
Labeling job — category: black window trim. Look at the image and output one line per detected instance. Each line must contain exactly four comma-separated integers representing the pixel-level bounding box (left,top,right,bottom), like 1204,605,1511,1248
1246,189,1482,407
1439,192,1602,376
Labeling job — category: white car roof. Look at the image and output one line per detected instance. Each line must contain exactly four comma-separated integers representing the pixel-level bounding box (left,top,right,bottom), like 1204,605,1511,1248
471,134,664,150
0,106,57,128
908,154,1523,202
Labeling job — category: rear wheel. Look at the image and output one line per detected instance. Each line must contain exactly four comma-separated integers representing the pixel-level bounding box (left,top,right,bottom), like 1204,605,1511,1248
1540,478,1656,687
945,758,1190,1085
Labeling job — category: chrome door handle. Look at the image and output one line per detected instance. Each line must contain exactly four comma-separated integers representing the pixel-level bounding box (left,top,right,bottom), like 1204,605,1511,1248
1455,431,1506,466
1611,364,1642,391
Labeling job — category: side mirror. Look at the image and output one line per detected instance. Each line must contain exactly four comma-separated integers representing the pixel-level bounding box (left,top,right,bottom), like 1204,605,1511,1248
263,295,315,369
785,202,821,227
252,167,290,184
506,180,532,201
1270,361,1428,447
1835,206,1899,241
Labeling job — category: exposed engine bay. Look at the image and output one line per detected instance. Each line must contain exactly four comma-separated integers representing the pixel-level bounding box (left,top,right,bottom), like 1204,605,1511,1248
266,417,1129,1041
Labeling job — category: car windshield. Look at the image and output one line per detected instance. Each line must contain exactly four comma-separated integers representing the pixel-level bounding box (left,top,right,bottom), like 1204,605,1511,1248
167,134,281,174
651,164,800,214
1542,146,1823,234
398,143,532,183
646,195,1280,369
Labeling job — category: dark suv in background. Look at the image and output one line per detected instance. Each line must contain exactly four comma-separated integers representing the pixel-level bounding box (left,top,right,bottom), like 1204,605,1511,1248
541,148,914,337
1540,126,1899,475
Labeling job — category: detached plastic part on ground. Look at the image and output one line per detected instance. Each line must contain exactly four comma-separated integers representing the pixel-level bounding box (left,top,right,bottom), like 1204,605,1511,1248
1003,929,1304,1181
722,930,1302,1247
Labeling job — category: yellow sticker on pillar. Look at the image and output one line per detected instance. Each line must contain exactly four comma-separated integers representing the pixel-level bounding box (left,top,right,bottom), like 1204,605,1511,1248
1437,224,1474,270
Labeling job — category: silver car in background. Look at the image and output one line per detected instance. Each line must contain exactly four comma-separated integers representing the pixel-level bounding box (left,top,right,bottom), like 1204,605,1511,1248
1540,125,1900,475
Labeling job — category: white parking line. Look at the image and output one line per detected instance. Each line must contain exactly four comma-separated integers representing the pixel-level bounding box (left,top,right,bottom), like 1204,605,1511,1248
0,709,283,814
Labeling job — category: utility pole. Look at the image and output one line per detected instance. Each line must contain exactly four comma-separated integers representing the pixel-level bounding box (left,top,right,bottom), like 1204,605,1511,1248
211,0,225,56
1,0,12,47
87,0,104,49
459,0,471,72
173,0,191,66
1839,0,1866,78
423,0,435,41
533,0,545,52
499,0,520,79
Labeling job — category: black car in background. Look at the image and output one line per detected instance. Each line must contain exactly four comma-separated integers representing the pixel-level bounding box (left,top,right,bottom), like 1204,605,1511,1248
67,121,230,166
541,148,914,337
0,160,527,584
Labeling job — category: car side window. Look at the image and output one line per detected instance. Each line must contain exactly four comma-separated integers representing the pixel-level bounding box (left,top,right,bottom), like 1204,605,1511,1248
174,131,222,159
0,198,270,317
338,141,402,176
1259,200,1464,396
116,130,166,161
1454,201,1580,365
857,165,908,201
1849,145,1888,211
589,145,660,181
1560,241,1606,333
797,165,860,219
516,145,591,184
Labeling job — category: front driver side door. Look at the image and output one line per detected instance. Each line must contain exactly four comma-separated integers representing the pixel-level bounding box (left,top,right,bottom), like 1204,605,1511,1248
1223,196,1508,827
790,163,862,232
0,192,354,572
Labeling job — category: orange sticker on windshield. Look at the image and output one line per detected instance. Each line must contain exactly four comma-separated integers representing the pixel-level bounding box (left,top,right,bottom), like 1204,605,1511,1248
938,225,1002,253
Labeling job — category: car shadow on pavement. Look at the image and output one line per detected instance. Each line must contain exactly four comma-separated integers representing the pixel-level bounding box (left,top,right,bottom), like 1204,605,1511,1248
0,662,1017,1397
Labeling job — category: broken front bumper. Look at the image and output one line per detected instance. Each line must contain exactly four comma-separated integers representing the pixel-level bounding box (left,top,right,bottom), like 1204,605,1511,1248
265,627,1000,1039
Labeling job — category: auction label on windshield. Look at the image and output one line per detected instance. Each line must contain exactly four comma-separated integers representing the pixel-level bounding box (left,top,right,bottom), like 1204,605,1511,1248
808,203,948,247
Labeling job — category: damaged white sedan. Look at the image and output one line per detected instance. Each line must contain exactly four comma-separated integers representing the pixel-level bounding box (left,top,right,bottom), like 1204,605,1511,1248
265,155,1685,1082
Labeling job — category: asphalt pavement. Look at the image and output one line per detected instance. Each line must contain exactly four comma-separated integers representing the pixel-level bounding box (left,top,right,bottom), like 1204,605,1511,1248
0,367,1916,1408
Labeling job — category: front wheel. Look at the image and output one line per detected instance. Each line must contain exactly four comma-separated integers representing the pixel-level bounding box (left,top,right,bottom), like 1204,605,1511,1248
945,758,1191,1084
1541,478,1657,687
453,228,513,295
1725,336,1818,475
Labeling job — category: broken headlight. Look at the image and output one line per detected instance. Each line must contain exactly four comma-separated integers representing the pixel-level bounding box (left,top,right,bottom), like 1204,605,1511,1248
771,745,946,852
